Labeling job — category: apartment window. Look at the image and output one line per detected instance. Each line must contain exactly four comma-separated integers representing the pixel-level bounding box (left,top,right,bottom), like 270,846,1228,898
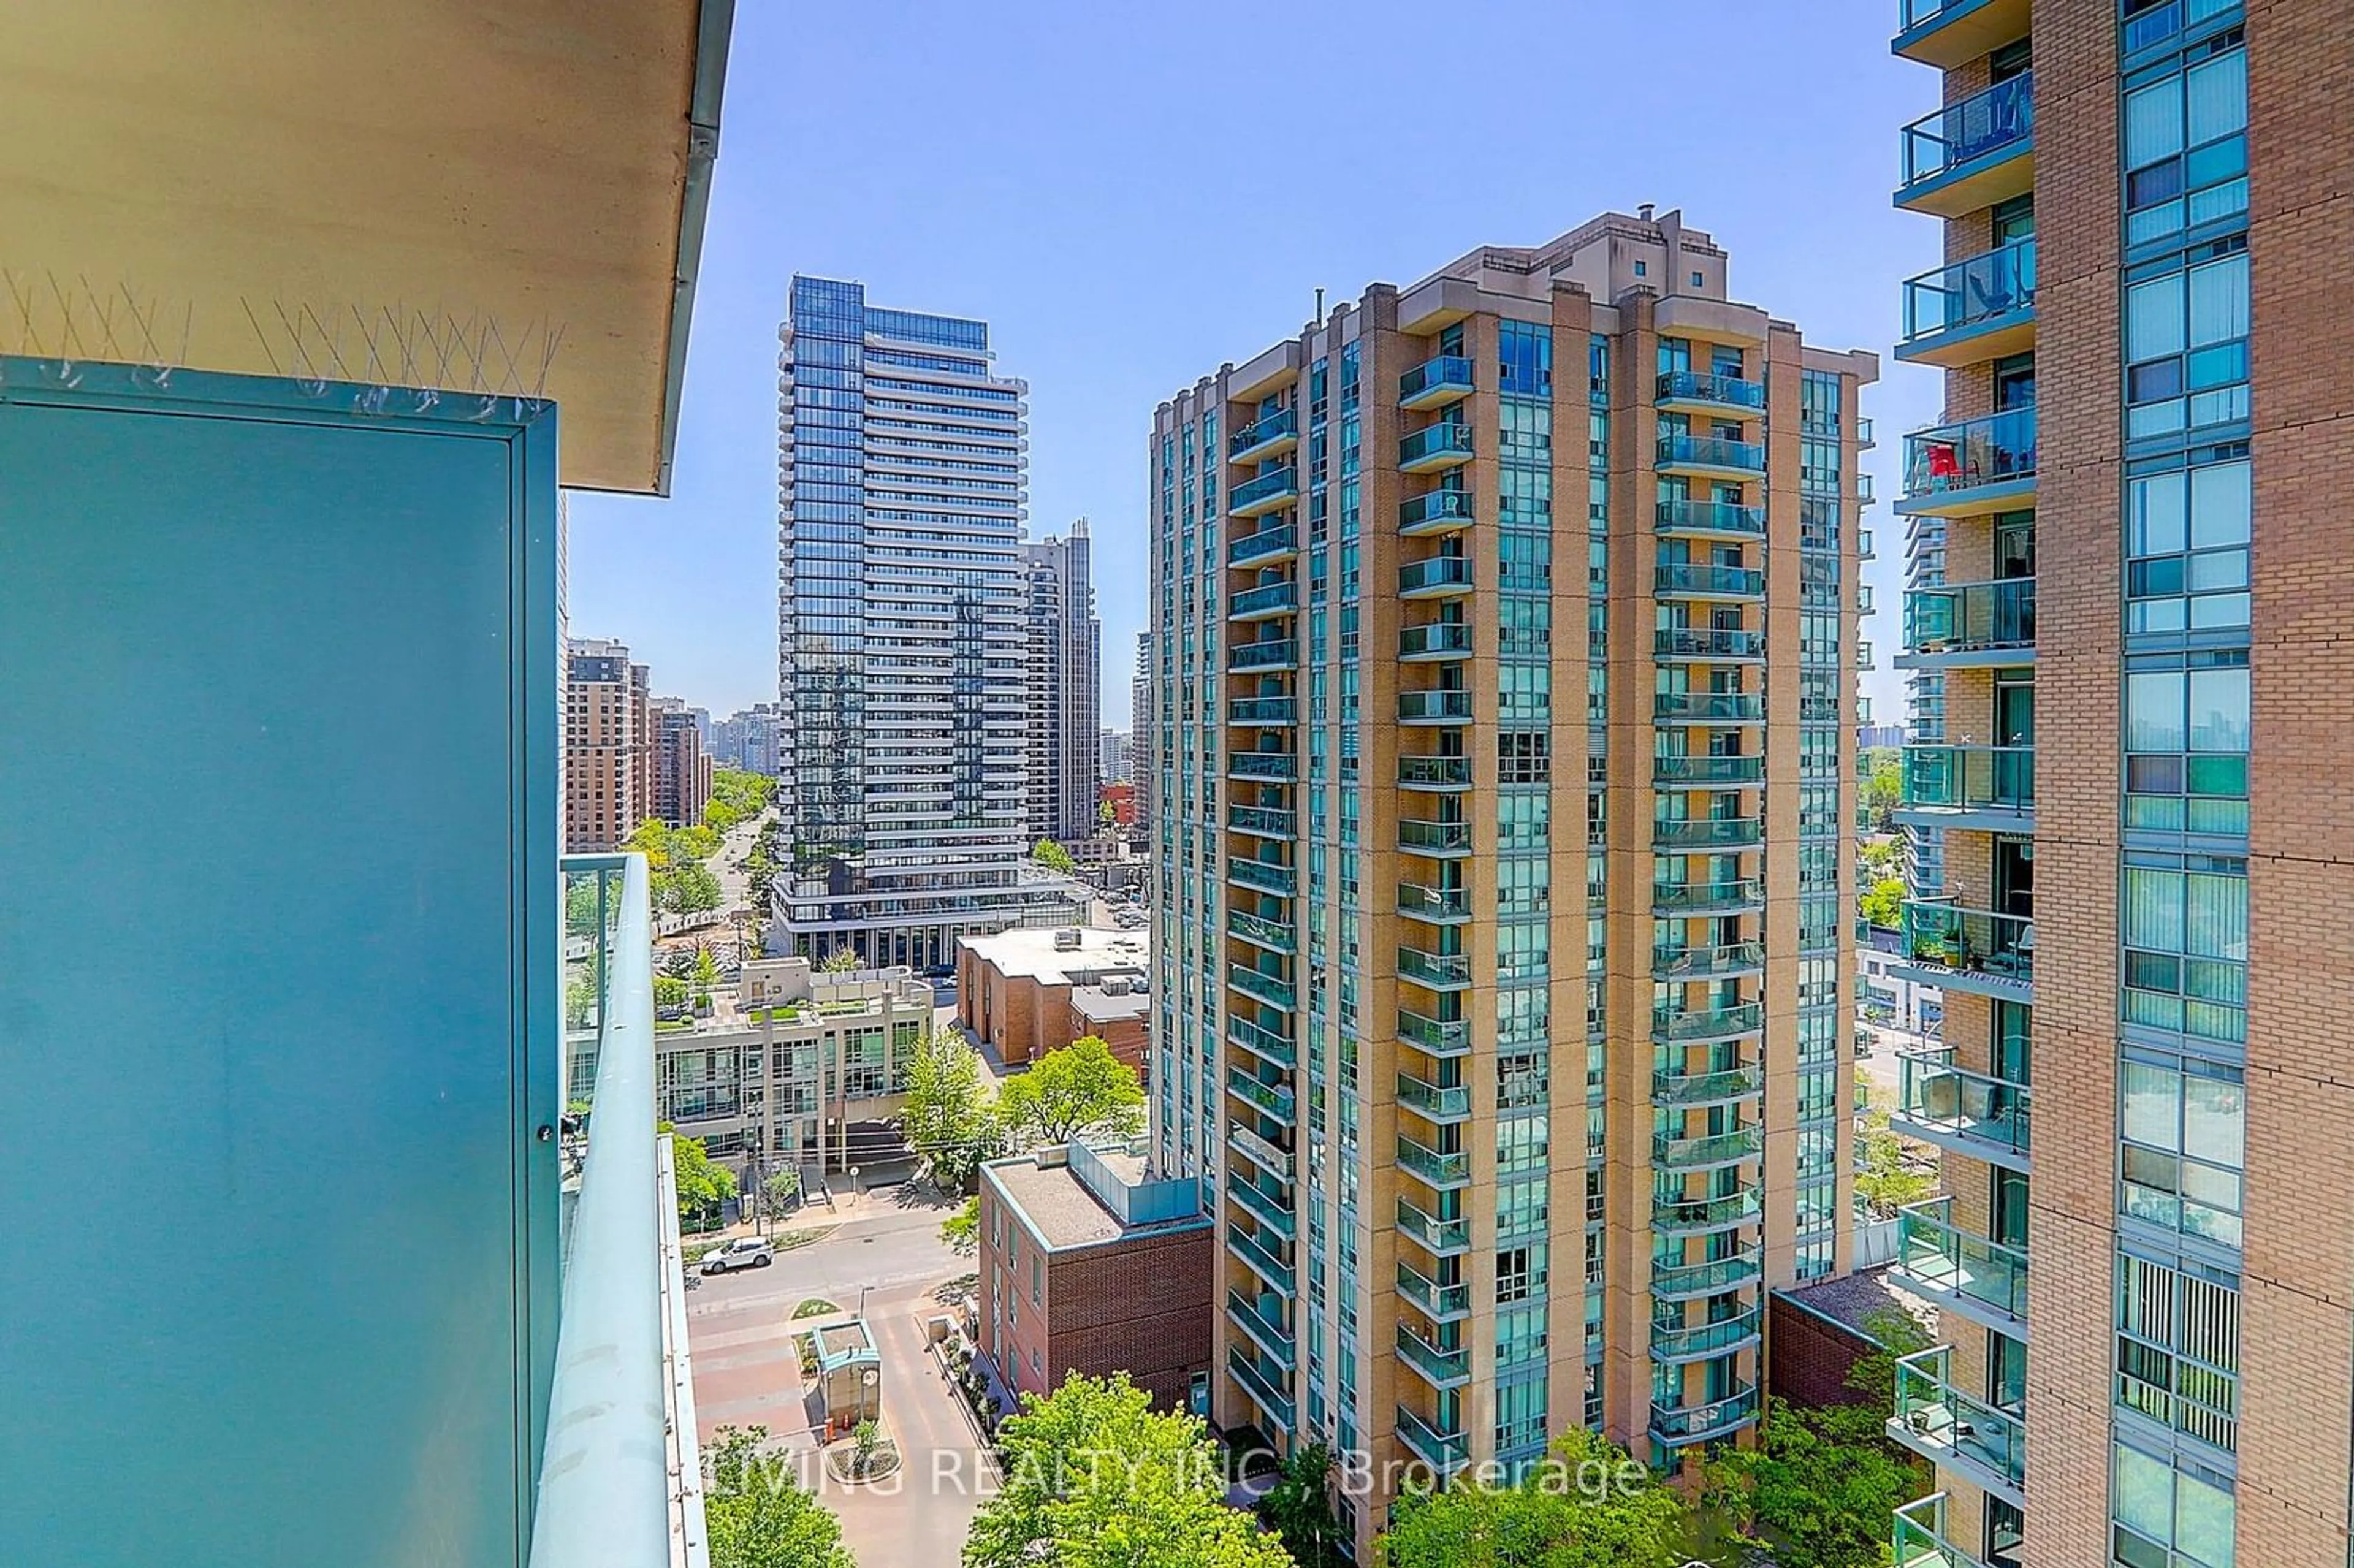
1497,321,1553,398
2118,1253,2240,1452
2112,1440,2234,1568
2122,853,2248,1046
2125,246,2250,437
1632,259,1647,277
2120,1048,2245,1245
2126,457,2250,635
2125,649,2249,833
1030,1252,1043,1305
1496,1304,1547,1368
1495,1243,1547,1302
1689,271,1705,288
1496,1178,1548,1238
1496,1114,1549,1176
2124,37,2248,248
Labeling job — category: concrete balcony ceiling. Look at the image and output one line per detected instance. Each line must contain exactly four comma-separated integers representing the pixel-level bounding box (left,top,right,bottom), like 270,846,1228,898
0,0,731,495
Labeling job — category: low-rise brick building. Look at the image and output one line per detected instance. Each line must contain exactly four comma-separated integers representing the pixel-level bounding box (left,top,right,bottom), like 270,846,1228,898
956,924,1149,1076
976,1141,1213,1418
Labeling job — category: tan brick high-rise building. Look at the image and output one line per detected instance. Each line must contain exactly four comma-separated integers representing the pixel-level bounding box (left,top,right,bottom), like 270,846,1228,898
650,695,713,828
564,636,651,851
1883,2,2348,1563
1147,210,1875,1553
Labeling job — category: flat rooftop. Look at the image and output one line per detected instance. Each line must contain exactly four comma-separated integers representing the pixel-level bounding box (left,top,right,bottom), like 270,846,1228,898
960,924,1149,986
1071,984,1148,1024
1777,1264,1937,1341
991,1159,1127,1250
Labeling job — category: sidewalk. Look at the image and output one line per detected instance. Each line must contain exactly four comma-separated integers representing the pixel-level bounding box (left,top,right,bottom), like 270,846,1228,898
697,1179,965,1244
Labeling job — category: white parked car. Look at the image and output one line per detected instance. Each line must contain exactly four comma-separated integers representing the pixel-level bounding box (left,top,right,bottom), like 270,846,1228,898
699,1236,774,1274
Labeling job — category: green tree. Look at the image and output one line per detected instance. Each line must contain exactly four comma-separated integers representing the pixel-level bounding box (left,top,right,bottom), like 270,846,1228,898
1859,875,1906,929
655,974,690,1011
996,1035,1144,1149
1702,1310,1932,1568
1377,1428,1691,1568
704,1425,855,1568
663,1124,738,1231
1259,1444,1345,1567
1098,798,1117,829
670,860,725,914
692,944,722,992
899,1029,997,1190
1854,1106,1937,1217
942,1193,980,1257
818,945,863,974
1864,748,1903,831
763,1167,801,1214
964,1373,1292,1568
1030,837,1078,876
565,975,596,1030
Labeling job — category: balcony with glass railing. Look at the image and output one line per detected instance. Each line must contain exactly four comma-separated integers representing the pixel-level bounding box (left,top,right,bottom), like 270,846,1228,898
1902,577,2036,663
1228,1016,1297,1070
1653,1124,1764,1174
1228,908,1297,955
1398,945,1471,992
1894,1048,2032,1171
1656,561,1766,600
1397,1133,1471,1190
1228,465,1300,518
1894,0,2031,70
1228,578,1298,621
1396,1261,1471,1322
1398,755,1473,790
1653,1187,1764,1237
1398,555,1474,597
1399,355,1475,410
1398,818,1472,857
1656,370,1767,414
1396,1196,1470,1257
1226,1288,1295,1367
1228,406,1298,463
1398,882,1471,924
1227,1122,1294,1184
1897,1196,2029,1334
1652,1001,1763,1045
1228,696,1296,727
1652,1061,1766,1108
1398,689,1472,723
1651,1382,1761,1447
1657,433,1765,477
1227,855,1295,897
1400,489,1476,537
1655,690,1765,724
1652,878,1767,916
1228,1223,1296,1296
1228,750,1296,782
1888,1346,2027,1503
1399,422,1476,472
1651,816,1764,850
1394,1404,1471,1475
1230,637,1296,672
1398,620,1474,660
1653,940,1765,982
1900,744,2033,832
1398,1007,1470,1057
1650,1307,1762,1365
1653,753,1766,786
1898,72,2034,216
1898,899,2033,1000
1655,498,1767,540
1901,237,2037,367
1228,1345,1296,1429
1652,1246,1763,1299
1228,520,1298,565
1892,1491,2000,1568
1396,1324,1472,1390
1396,1070,1471,1124
1901,406,2037,513
1655,626,1765,662
1228,962,1295,1012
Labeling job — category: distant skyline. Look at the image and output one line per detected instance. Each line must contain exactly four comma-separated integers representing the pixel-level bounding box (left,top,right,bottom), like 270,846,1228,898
565,0,1943,728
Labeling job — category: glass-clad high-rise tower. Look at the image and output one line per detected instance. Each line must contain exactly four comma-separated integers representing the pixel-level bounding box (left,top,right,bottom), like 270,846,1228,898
774,276,1074,967
1148,210,1875,1555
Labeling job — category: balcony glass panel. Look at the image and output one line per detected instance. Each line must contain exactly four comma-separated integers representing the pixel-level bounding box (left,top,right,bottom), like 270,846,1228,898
1651,816,1763,850
1228,910,1297,953
1655,563,1766,598
1229,580,1298,617
1395,1262,1471,1320
1652,1002,1764,1042
1228,696,1295,725
1228,466,1300,514
1394,1405,1471,1472
1901,72,2033,188
1651,1382,1761,1443
1398,355,1476,404
1903,577,2036,655
1228,1346,1295,1426
1228,1017,1296,1068
1396,1326,1471,1387
1655,498,1767,537
1653,1188,1763,1235
1892,1493,1994,1568
1398,818,1472,854
1400,490,1476,531
1902,407,2038,500
1398,424,1475,467
1656,370,1767,410
1227,1224,1295,1294
1231,638,1296,670
1897,1197,2029,1323
1396,1197,1470,1255
1890,1346,2027,1487
1226,1290,1295,1364
1398,690,1473,722
1398,621,1473,658
1902,899,2034,984
1654,691,1765,722
1653,1125,1764,1171
1228,804,1293,837
1655,627,1766,660
1228,522,1297,563
1228,962,1295,1010
1397,946,1472,989
1396,1134,1470,1188
1228,856,1295,896
1228,752,1296,780
1651,1307,1762,1361
1652,1247,1763,1297
1653,941,1765,981
1397,1008,1469,1056
1653,1062,1766,1104
1896,1048,2032,1155
1652,878,1767,914
1398,882,1471,921
1229,406,1298,457
1905,744,2034,815
1903,237,2038,344
1398,755,1472,788
1228,1178,1295,1236
1653,755,1766,785
1396,1071,1471,1121
1657,433,1766,472
1398,556,1474,594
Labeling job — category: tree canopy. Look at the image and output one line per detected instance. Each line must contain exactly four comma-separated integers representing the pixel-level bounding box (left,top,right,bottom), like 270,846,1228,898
964,1373,1291,1568
996,1035,1144,1149
1860,875,1907,929
942,1194,980,1257
1376,1428,1691,1568
900,1027,999,1190
703,769,776,834
1031,838,1078,876
663,1124,737,1231
1862,749,1903,832
704,1425,855,1568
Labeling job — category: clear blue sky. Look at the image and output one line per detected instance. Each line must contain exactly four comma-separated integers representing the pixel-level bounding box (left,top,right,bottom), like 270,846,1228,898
566,0,1946,731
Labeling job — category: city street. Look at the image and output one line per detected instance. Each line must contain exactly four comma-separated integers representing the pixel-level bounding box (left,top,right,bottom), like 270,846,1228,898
687,1192,992,1564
